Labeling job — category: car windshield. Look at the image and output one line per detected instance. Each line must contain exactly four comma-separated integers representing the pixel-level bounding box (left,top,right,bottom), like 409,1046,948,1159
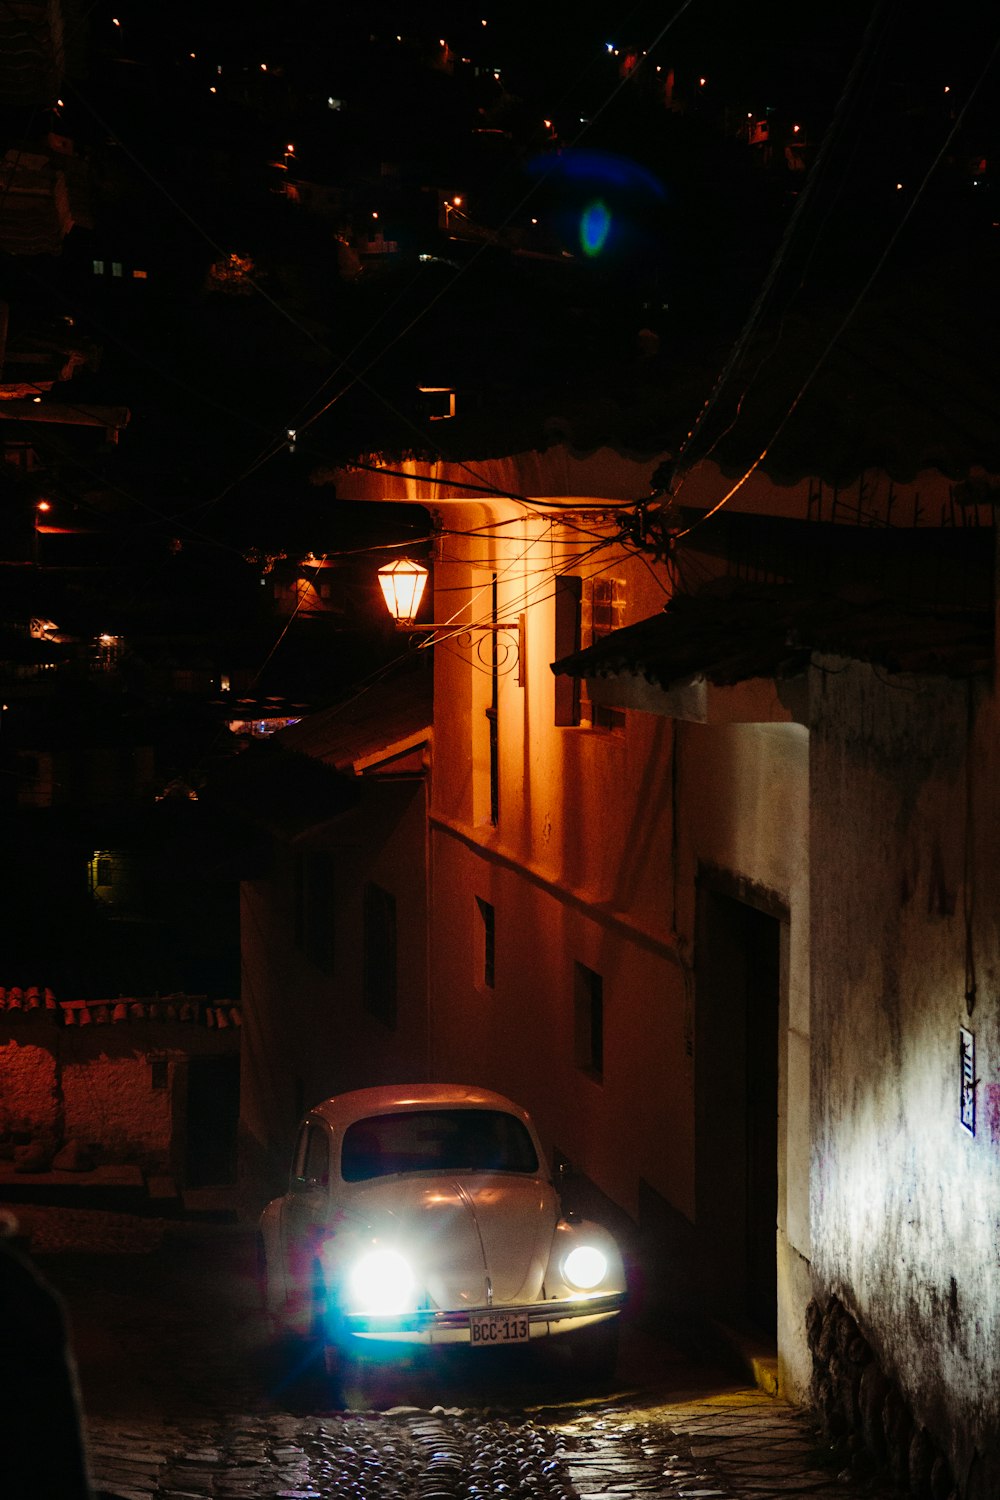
340,1108,539,1182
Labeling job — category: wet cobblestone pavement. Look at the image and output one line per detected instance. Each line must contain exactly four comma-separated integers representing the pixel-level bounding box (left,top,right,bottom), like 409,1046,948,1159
8,1206,883,1500
85,1392,871,1500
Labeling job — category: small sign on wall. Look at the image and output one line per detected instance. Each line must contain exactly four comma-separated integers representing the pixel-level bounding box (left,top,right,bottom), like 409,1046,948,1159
959,1026,976,1136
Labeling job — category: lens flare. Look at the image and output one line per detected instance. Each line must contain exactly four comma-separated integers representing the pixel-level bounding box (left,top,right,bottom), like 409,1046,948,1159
580,200,612,257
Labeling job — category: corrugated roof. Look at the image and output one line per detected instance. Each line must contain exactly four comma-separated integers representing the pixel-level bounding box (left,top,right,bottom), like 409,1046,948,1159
279,664,431,774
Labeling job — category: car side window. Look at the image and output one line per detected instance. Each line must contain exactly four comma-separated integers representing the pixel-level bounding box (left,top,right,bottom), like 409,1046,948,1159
292,1122,329,1186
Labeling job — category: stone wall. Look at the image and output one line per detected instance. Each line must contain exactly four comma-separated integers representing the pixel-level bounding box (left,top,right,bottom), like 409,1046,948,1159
809,659,1000,1495
0,999,240,1177
809,1296,958,1499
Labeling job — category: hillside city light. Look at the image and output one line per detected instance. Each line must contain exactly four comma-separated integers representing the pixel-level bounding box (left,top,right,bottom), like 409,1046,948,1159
378,558,429,624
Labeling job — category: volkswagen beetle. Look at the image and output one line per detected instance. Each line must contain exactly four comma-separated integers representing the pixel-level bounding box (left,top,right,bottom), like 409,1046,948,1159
258,1083,627,1375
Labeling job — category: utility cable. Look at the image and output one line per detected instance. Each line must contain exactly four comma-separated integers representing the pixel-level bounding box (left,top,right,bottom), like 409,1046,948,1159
667,0,900,493
670,20,1000,547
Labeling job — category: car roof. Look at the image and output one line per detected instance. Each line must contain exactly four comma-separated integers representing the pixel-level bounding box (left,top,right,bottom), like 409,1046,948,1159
309,1083,534,1132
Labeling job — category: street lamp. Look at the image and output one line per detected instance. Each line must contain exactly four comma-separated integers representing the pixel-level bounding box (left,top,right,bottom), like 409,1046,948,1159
377,558,524,680
378,558,429,626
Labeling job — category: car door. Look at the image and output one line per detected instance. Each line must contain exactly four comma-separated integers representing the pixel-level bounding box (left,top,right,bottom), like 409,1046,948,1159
280,1117,332,1332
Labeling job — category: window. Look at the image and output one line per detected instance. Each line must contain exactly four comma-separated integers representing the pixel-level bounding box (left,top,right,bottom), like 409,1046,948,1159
292,1121,329,1186
92,259,104,275
580,576,626,730
554,574,626,731
364,883,397,1026
554,575,581,726
476,897,495,989
111,261,123,278
341,1109,537,1181
574,962,604,1080
293,851,335,972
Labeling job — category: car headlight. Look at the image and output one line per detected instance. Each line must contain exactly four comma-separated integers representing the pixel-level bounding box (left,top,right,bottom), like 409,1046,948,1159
563,1243,608,1291
346,1248,417,1315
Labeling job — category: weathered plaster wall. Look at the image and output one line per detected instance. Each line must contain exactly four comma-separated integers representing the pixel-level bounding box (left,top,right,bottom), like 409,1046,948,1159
810,659,1000,1493
1,1021,238,1175
61,1057,173,1164
0,1040,59,1134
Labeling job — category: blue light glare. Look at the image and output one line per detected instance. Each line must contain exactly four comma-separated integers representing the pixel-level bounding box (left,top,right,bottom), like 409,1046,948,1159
580,200,612,257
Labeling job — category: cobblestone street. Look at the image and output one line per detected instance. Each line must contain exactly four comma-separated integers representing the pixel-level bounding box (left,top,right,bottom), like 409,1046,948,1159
10,1206,884,1500
84,1393,869,1500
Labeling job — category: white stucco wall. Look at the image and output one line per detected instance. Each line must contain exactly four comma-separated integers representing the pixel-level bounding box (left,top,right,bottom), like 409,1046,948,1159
422,500,814,1388
810,658,1000,1490
239,780,429,1211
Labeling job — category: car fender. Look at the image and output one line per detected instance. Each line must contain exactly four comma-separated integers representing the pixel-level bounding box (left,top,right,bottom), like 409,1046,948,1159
258,1197,289,1317
543,1216,627,1302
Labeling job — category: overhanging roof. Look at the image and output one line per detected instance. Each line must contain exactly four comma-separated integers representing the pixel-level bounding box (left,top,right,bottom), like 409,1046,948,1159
279,665,431,776
551,583,993,725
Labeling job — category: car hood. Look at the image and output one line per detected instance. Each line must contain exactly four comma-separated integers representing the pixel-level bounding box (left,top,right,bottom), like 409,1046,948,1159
346,1173,559,1308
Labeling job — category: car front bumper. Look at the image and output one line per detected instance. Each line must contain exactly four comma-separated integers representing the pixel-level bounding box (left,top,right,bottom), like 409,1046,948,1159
340,1289,625,1343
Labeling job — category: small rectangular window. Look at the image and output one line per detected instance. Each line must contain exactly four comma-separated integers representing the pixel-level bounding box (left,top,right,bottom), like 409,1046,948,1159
476,897,495,989
132,268,148,279
111,261,123,278
574,962,604,1080
364,883,397,1026
92,259,104,275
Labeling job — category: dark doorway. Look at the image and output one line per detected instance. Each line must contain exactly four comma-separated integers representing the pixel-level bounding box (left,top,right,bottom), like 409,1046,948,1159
184,1055,241,1187
695,886,780,1333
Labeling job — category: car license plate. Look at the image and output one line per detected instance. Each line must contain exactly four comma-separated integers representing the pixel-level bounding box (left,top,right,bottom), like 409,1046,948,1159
469,1311,530,1346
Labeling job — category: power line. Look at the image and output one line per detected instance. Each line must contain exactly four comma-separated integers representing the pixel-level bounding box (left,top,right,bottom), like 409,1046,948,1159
669,17,1000,548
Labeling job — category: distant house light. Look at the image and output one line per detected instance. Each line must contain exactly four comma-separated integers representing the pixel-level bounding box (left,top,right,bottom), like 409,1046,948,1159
93,259,104,275
132,268,147,279
112,262,122,278
327,96,343,109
